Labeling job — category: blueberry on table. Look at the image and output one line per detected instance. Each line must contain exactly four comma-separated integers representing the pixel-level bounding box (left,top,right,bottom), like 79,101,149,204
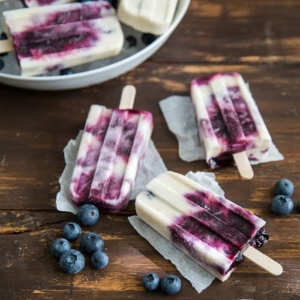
62,222,82,241
59,68,74,76
59,249,85,274
91,251,109,269
77,204,100,226
142,273,160,291
141,33,157,45
160,275,181,295
80,232,104,254
274,179,294,196
51,238,71,258
271,195,294,216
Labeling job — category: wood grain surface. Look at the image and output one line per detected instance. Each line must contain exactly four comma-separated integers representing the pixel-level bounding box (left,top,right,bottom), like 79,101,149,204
1,1,300,299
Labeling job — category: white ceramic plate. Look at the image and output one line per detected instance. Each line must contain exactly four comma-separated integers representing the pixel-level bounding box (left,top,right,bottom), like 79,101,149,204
0,0,190,90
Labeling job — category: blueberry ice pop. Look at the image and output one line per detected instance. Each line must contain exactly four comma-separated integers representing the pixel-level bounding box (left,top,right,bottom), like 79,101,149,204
70,86,153,212
0,2,123,76
136,171,282,281
191,73,272,178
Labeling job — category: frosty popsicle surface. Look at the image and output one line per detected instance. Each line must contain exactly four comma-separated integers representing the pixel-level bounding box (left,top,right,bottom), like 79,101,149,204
117,0,179,35
136,171,272,281
70,86,153,212
1,2,123,76
191,73,272,170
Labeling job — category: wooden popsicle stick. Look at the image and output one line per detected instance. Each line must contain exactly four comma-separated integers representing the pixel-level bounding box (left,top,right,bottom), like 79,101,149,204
119,85,136,109
243,245,283,276
233,151,254,180
0,39,14,54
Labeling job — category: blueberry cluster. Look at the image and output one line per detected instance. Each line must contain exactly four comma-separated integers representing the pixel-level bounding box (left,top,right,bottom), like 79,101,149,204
271,179,299,215
142,273,181,295
51,204,108,274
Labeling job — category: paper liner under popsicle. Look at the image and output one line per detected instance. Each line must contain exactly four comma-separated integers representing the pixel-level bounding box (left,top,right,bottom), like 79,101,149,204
135,171,283,281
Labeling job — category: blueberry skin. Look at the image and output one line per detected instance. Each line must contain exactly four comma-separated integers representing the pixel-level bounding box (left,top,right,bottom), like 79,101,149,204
125,36,137,48
91,251,109,269
274,179,294,197
141,33,157,45
142,273,160,291
77,0,117,7
271,195,294,216
60,68,74,75
51,238,71,258
0,32,7,40
62,222,82,241
160,275,181,295
297,202,300,213
80,233,104,254
77,204,100,226
59,249,85,274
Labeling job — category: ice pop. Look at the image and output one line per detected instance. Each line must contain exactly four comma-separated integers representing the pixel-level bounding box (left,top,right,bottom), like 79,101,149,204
117,0,179,35
136,171,282,281
70,86,153,212
191,73,272,178
0,2,123,76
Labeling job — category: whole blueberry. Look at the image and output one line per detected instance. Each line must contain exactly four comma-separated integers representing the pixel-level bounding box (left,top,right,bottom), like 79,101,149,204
80,232,104,254
77,204,99,226
51,238,71,258
160,275,181,295
91,251,109,269
297,202,300,213
0,60,4,71
254,228,269,248
142,273,160,291
271,195,294,216
125,36,137,48
59,249,85,274
0,32,7,40
62,222,82,241
141,33,157,45
274,179,294,196
60,68,74,75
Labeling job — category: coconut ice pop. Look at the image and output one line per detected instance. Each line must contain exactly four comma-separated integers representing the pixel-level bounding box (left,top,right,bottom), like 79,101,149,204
0,2,123,76
117,0,179,35
191,73,272,178
70,86,153,212
136,171,282,281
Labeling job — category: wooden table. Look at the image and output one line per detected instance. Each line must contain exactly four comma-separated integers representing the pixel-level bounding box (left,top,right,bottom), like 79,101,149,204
1,1,300,299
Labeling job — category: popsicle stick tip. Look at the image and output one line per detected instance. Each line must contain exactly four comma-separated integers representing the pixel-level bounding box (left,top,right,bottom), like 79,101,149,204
119,85,136,110
0,39,14,54
243,246,283,276
233,151,254,180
